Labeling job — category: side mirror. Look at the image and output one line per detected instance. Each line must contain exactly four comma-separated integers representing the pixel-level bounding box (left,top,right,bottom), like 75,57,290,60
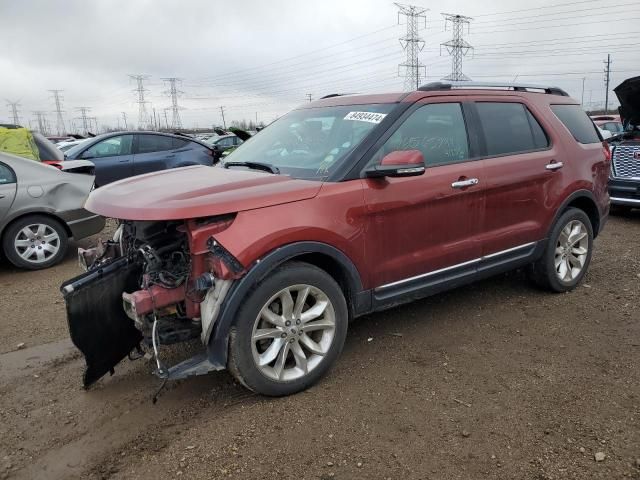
365,149,425,178
80,151,94,160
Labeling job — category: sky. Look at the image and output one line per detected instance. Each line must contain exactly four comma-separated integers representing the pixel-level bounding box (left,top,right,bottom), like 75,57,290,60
0,0,638,133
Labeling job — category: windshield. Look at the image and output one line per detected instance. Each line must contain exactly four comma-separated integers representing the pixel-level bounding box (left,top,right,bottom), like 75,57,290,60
220,103,394,180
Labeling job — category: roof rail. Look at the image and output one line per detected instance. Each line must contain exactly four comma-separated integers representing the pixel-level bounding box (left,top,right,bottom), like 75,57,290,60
418,81,569,96
320,93,354,99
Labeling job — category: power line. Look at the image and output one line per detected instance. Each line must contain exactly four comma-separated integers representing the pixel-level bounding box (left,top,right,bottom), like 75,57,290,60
129,74,151,130
441,14,473,81
49,89,67,135
396,3,428,91
162,77,184,129
6,100,20,125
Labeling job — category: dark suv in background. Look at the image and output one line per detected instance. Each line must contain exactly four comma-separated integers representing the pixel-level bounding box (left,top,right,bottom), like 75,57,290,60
64,82,610,397
608,76,640,211
65,131,215,186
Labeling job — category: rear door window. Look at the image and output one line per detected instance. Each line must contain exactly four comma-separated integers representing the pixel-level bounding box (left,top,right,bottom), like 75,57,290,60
0,163,16,184
476,102,549,156
136,134,175,154
550,104,601,144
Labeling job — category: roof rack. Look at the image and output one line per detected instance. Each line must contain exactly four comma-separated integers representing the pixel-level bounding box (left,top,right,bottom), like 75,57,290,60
418,81,569,96
320,93,354,99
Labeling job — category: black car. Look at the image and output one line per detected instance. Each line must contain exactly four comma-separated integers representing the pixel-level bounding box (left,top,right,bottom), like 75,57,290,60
65,131,215,186
608,76,640,212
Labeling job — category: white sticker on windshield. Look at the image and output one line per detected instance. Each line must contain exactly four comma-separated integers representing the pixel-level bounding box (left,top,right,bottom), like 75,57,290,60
344,111,387,124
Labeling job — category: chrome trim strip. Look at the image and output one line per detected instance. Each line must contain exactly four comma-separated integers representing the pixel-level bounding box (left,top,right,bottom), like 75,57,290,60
610,197,640,205
376,242,536,291
66,214,101,225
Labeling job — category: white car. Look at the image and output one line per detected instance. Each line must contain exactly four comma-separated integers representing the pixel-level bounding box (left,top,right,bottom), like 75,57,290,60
57,138,90,152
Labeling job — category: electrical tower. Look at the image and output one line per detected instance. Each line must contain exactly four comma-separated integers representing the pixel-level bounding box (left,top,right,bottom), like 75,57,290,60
441,13,473,82
32,111,48,134
162,77,184,129
129,74,151,130
396,3,428,91
603,54,612,112
49,89,67,135
5,100,21,125
220,106,226,129
75,107,91,135
121,112,128,129
306,93,313,102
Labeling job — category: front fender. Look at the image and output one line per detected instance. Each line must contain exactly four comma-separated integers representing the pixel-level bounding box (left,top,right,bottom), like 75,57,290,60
205,241,367,368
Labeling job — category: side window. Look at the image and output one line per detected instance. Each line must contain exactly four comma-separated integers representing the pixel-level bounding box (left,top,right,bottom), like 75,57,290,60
84,135,133,159
476,102,548,156
0,163,16,185
172,138,189,149
137,135,175,154
372,103,470,167
550,104,601,144
218,137,234,147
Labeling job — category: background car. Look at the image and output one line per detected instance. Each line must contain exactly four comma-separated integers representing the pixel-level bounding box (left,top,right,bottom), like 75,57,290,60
203,134,243,161
0,152,104,270
64,131,215,186
591,115,624,136
57,138,91,152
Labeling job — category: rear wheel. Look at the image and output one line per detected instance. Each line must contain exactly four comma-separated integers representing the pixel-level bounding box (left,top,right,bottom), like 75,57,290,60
529,208,593,292
228,262,348,396
2,215,68,270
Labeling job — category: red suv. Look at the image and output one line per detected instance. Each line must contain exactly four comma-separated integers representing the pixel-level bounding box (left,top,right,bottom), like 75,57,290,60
62,82,610,397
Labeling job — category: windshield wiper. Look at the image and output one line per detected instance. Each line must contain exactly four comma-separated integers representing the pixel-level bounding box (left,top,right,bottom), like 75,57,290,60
223,161,280,174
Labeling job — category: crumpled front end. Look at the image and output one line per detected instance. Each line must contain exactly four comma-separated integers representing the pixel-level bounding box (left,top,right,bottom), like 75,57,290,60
61,216,243,388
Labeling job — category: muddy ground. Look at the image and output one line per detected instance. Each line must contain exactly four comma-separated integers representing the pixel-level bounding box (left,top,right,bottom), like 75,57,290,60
0,214,639,480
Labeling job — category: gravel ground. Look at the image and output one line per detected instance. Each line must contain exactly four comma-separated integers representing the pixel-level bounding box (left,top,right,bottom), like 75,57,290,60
0,214,639,480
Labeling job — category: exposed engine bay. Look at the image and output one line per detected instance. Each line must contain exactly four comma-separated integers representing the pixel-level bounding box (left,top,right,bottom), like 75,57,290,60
62,218,240,389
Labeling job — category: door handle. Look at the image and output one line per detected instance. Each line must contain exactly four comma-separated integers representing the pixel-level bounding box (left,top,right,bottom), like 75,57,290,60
451,178,479,189
0,194,5,199
118,159,129,163
546,161,564,171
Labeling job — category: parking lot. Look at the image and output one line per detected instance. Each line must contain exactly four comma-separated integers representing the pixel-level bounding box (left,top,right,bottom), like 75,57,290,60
0,212,637,479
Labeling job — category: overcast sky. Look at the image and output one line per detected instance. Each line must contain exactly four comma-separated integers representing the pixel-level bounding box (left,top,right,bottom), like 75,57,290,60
1,0,638,132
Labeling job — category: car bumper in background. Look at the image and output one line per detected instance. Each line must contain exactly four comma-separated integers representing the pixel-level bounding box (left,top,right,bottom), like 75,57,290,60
609,177,640,206
59,208,106,239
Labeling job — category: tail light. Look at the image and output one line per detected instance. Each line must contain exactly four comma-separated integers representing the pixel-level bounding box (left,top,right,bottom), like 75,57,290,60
602,141,611,162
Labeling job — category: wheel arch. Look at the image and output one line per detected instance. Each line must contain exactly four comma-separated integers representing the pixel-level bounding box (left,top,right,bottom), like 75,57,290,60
206,241,370,368
556,190,602,238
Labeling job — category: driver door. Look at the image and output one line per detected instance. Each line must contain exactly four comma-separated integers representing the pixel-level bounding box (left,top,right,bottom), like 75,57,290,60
361,101,486,301
81,135,134,185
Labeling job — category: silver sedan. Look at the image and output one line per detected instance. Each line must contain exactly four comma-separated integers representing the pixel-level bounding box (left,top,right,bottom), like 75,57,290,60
0,152,105,270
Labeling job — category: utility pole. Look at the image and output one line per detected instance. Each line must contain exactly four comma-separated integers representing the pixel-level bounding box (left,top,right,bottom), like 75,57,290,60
32,111,48,134
5,100,21,125
306,93,313,102
581,77,586,106
75,107,91,135
162,77,183,129
220,106,226,129
49,89,67,135
121,112,128,130
441,14,473,82
153,108,158,131
603,54,611,113
396,3,428,91
129,74,151,130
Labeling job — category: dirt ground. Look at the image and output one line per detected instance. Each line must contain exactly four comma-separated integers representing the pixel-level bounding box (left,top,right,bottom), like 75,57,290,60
1,214,639,480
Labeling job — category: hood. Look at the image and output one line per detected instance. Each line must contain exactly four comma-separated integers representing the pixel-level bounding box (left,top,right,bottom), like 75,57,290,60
614,76,640,127
85,165,323,221
228,127,252,141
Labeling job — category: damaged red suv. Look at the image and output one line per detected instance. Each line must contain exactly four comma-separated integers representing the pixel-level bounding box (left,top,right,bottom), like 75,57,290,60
62,82,610,396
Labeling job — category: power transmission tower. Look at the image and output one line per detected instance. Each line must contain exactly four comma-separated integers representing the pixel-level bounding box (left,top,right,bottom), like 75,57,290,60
396,3,428,91
220,106,226,129
162,77,184,129
6,100,21,125
32,111,48,134
121,112,128,129
129,74,151,130
603,54,612,112
75,107,91,135
163,108,170,129
49,89,67,135
441,13,473,81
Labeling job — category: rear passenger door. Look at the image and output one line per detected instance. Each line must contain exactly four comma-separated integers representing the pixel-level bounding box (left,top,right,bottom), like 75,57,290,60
132,134,178,176
473,100,562,256
0,162,17,223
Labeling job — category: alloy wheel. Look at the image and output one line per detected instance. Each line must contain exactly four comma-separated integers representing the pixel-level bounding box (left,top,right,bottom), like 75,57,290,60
251,284,336,382
554,220,589,282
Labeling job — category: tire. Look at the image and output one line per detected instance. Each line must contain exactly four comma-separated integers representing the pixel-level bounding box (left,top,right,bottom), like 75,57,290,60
2,215,69,270
529,208,593,292
228,261,348,396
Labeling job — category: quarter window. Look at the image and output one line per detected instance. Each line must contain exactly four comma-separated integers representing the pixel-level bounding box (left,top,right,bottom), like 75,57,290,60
0,163,16,184
476,102,549,156
550,104,601,144
373,103,470,167
84,135,133,159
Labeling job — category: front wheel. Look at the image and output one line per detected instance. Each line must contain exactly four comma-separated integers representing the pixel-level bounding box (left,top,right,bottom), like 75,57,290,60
228,262,348,396
529,208,593,292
